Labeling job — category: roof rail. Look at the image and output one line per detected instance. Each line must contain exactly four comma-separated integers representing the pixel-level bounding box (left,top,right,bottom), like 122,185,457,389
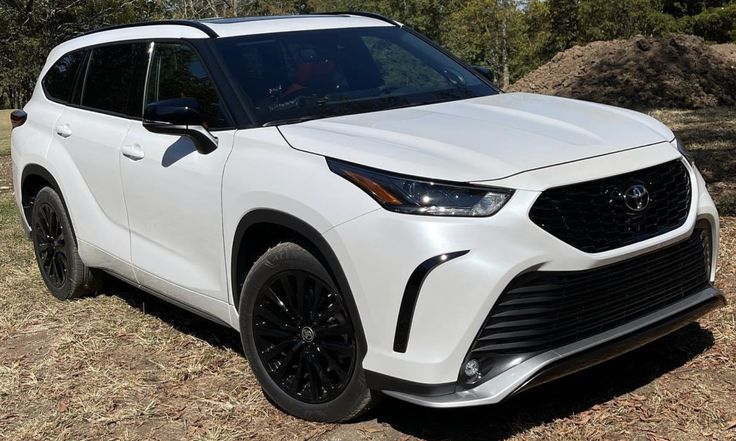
79,20,219,39
315,11,402,27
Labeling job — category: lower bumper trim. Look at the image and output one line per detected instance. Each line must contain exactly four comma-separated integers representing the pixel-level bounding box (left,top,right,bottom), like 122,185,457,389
365,370,455,397
379,285,725,408
509,289,726,398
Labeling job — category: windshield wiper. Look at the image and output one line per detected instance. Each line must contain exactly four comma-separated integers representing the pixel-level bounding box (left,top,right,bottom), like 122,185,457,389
262,114,333,127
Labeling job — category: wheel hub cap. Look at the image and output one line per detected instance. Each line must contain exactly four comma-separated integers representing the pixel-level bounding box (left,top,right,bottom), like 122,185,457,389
300,326,315,343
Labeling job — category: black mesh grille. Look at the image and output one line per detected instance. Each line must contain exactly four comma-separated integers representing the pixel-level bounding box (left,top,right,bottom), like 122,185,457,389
468,229,710,362
529,160,691,253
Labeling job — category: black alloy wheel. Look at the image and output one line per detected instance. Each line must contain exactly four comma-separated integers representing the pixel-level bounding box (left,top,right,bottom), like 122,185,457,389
239,242,377,422
33,201,68,287
252,270,357,404
30,187,102,300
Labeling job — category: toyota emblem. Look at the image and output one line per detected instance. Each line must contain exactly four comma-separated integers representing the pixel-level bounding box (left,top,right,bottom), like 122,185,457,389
623,184,650,212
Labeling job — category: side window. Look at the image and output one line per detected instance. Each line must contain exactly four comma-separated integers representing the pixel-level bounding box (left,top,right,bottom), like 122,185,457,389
43,49,88,104
82,43,149,118
362,36,449,90
146,43,228,129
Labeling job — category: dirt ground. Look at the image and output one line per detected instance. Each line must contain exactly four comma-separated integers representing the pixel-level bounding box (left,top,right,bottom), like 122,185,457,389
1,109,735,441
509,35,736,110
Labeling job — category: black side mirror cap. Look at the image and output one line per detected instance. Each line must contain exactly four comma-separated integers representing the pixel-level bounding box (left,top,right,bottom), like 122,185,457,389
143,98,218,155
10,109,27,129
473,66,495,83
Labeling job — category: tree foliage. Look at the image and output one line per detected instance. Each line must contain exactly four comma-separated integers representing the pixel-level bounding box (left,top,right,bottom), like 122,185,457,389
681,2,736,42
578,0,678,42
1,0,735,108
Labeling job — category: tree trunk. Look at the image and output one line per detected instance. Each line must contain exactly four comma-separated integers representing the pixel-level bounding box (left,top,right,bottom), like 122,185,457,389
501,10,510,89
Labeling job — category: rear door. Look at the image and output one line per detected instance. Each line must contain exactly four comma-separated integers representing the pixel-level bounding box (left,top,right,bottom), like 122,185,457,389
119,41,236,321
53,42,150,281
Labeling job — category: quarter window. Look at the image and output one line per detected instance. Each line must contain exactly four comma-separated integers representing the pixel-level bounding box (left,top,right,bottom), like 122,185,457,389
146,43,228,129
82,43,149,118
43,49,88,104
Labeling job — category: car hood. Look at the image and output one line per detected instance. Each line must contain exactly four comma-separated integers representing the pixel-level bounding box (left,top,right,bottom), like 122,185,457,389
278,92,675,182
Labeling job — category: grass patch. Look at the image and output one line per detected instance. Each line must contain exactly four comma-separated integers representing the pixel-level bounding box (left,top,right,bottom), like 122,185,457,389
0,109,11,156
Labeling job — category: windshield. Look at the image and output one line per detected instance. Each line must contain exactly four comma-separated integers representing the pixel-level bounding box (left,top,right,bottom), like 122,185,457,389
214,27,498,126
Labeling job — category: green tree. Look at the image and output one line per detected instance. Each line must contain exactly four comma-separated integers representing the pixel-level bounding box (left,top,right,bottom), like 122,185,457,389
546,0,579,54
446,0,525,88
679,2,736,42
312,0,459,43
514,0,552,79
577,0,677,41
0,0,161,108
662,0,731,18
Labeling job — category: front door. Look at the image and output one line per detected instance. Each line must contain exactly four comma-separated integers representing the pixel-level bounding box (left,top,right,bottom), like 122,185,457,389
119,41,235,321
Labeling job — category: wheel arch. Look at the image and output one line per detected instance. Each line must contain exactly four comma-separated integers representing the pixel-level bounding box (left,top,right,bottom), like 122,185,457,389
231,209,367,351
20,163,66,227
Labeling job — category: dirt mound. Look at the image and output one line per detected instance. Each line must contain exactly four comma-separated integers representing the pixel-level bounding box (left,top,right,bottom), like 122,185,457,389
711,43,736,64
509,34,736,109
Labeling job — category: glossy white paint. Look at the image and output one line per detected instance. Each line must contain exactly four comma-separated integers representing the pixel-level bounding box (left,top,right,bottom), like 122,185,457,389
11,97,63,228
326,155,713,385
54,107,134,270
279,93,676,182
11,14,721,409
119,123,237,324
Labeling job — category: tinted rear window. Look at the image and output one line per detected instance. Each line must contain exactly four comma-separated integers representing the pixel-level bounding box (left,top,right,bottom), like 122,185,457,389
43,50,88,104
82,43,149,118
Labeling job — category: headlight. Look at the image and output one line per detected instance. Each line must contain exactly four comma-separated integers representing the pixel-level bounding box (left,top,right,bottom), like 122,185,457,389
674,138,694,164
328,159,513,217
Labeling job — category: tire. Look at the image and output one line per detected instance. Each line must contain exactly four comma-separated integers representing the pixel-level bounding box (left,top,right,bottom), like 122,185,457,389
30,187,102,300
239,242,377,422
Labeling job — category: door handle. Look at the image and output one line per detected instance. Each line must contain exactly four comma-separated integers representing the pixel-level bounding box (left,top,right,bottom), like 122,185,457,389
121,144,145,161
55,124,72,138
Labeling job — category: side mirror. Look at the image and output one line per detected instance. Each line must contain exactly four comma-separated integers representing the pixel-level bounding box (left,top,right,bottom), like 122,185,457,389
143,98,218,154
473,66,496,83
10,110,27,129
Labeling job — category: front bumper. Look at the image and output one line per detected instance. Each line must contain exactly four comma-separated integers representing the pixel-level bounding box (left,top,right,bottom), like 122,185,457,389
383,285,724,407
323,144,721,405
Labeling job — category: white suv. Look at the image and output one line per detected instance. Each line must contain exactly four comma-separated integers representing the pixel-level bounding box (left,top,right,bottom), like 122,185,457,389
10,13,724,422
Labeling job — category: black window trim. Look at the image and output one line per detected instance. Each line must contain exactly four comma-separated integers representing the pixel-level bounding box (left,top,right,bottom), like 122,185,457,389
41,48,90,107
70,49,91,106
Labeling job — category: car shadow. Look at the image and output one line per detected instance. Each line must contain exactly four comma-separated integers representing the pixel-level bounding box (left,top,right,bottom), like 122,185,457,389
161,137,198,168
99,275,714,441
100,275,244,354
